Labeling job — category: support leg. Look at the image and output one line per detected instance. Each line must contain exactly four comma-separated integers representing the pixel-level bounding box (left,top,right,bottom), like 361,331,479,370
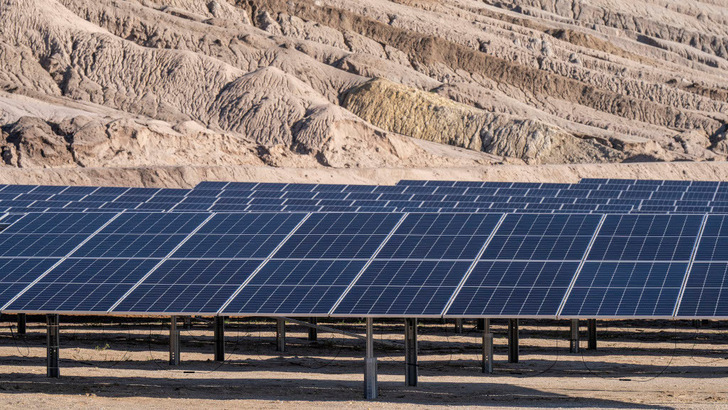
404,318,418,386
482,319,493,374
508,319,519,363
183,316,192,329
214,316,225,362
364,318,378,399
308,318,318,342
587,319,597,350
18,313,26,335
46,314,59,378
169,316,180,366
454,319,463,334
570,319,580,353
276,318,285,352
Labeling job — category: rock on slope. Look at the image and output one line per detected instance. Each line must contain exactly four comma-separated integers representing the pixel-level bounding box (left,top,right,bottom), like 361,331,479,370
0,0,726,175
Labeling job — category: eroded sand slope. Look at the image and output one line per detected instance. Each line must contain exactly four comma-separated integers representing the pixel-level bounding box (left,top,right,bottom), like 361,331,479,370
0,0,727,183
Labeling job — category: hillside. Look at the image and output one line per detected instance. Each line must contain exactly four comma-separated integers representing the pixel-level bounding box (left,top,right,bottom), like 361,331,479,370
0,0,727,184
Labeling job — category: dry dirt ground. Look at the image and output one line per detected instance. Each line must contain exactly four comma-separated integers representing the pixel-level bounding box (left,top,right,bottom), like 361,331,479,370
1,318,728,409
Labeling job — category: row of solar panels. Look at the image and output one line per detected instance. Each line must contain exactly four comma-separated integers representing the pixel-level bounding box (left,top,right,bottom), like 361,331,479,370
3,178,728,214
0,210,725,319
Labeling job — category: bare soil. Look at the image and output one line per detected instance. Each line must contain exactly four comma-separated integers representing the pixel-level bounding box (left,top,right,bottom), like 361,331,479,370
1,318,728,409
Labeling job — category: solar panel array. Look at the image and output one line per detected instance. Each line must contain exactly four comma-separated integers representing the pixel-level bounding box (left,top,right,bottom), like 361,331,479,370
2,177,728,215
1,178,728,319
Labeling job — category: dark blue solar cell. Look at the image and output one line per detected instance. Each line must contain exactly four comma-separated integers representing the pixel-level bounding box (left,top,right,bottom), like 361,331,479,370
113,259,263,314
101,202,143,210
6,258,159,312
185,189,221,197
333,260,471,316
587,215,702,261
4,212,115,234
677,263,728,317
0,258,60,286
223,182,258,190
480,214,599,261
103,212,209,235
155,188,191,197
195,181,229,189
171,213,306,259
561,262,687,317
0,185,38,194
377,213,502,260
313,184,347,192
255,183,288,191
74,233,187,258
447,261,579,317
397,180,428,186
223,259,366,315
283,191,318,199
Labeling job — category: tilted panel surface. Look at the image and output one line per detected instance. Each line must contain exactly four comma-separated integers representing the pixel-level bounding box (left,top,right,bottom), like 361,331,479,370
561,214,703,317
446,213,601,317
223,213,403,316
6,213,209,313
333,213,503,316
113,213,306,314
677,215,728,317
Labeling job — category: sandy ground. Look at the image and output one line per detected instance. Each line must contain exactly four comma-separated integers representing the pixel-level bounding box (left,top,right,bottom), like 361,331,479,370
1,318,727,409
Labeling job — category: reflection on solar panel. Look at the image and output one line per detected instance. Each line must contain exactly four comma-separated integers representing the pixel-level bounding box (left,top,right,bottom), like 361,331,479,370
560,214,705,317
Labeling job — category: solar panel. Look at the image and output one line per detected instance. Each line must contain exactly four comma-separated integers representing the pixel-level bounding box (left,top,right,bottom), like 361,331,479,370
112,259,265,314
6,258,160,312
0,258,61,308
73,213,211,258
0,213,117,257
445,214,602,317
332,213,503,317
676,215,728,318
222,213,405,316
560,214,705,317
112,213,308,314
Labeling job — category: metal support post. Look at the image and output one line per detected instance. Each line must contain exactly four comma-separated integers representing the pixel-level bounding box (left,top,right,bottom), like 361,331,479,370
587,319,597,350
364,318,378,399
169,316,180,365
308,317,318,341
508,319,519,363
276,318,285,352
570,319,580,353
476,318,484,331
214,316,225,362
46,314,59,378
455,318,463,334
18,313,26,335
404,318,418,386
482,319,493,374
184,316,192,329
